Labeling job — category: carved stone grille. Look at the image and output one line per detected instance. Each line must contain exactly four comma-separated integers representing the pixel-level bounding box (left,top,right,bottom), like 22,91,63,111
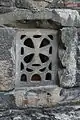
16,29,58,87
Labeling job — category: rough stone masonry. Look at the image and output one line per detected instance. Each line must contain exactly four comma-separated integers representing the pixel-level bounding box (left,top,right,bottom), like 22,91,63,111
0,0,80,120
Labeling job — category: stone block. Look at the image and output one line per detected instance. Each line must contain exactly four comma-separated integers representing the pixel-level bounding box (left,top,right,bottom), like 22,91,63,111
0,8,79,27
15,0,65,10
0,93,15,110
47,0,65,8
0,0,14,7
58,27,78,87
0,7,15,14
59,87,80,103
14,86,63,107
0,28,16,91
55,9,80,27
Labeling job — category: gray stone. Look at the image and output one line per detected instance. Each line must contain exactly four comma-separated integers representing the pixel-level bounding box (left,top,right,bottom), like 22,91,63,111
59,87,80,103
47,0,64,8
0,9,33,25
14,86,63,107
55,9,80,27
15,0,65,10
76,28,80,86
15,0,50,11
0,8,79,27
0,0,14,7
0,93,15,110
58,27,78,87
0,28,16,91
0,7,15,14
0,106,80,120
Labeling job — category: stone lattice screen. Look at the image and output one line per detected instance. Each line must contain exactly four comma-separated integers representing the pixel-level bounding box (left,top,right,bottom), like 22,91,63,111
16,29,58,87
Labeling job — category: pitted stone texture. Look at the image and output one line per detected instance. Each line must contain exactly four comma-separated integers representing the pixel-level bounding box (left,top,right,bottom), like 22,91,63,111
0,93,15,110
76,28,80,86
0,9,33,25
15,0,65,10
16,0,80,10
55,9,80,27
0,7,15,14
15,86,63,107
58,28,78,87
0,106,80,120
0,9,79,27
0,28,16,91
47,0,64,8
15,0,48,11
0,0,14,7
59,87,80,103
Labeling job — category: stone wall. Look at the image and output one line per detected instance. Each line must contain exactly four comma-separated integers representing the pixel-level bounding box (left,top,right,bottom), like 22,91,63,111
0,0,80,120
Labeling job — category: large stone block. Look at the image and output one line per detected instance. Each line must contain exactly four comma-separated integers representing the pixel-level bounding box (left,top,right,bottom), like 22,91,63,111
0,8,79,27
14,86,63,107
0,28,16,91
15,0,65,10
58,27,78,87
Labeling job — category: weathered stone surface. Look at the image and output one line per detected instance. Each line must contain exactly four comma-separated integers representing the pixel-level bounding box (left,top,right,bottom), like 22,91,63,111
15,0,50,11
0,9,79,27
15,86,63,107
0,28,16,91
0,93,15,110
0,9,33,25
55,9,80,27
0,7,15,14
58,27,78,87
59,87,80,103
0,105,80,120
76,28,80,86
15,0,65,10
47,0,65,8
0,0,14,7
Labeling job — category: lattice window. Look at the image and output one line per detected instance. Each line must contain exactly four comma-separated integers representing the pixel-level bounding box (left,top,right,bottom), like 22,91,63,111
16,29,58,87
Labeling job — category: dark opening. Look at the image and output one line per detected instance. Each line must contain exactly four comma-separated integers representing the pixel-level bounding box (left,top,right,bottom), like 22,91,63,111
33,35,41,38
21,47,24,55
49,46,52,54
45,73,51,80
48,35,53,40
39,67,46,72
20,35,26,39
39,53,49,63
40,38,50,48
32,64,41,66
24,38,34,48
58,56,66,69
21,74,27,81
31,74,41,81
56,73,60,87
26,68,33,72
24,54,34,63
21,62,24,70
49,63,52,70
